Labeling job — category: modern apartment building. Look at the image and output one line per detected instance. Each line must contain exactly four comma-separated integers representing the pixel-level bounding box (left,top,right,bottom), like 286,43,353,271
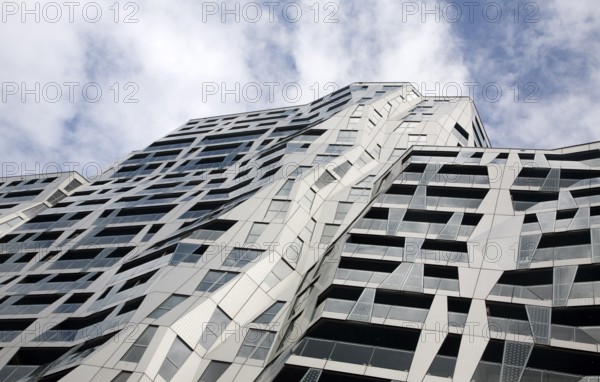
0,83,598,382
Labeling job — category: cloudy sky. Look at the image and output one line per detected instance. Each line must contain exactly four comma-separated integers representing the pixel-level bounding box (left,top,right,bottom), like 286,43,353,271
1,0,599,177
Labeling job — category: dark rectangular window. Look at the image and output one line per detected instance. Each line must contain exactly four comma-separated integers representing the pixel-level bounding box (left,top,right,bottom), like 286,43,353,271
339,257,399,273
59,248,103,261
545,150,600,162
348,234,405,248
305,319,420,352
453,123,469,140
497,268,553,286
404,209,452,224
537,229,591,248
375,290,434,309
427,186,488,199
423,264,459,279
387,184,417,195
421,239,468,253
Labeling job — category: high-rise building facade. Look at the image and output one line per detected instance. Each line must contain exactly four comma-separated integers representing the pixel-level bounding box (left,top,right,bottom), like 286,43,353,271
0,83,598,382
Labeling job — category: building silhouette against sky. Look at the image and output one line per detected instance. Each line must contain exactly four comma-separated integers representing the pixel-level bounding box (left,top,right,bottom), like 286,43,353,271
0,83,599,381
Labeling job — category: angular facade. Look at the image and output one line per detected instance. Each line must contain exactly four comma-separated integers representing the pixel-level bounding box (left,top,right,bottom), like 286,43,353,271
0,173,87,238
0,82,599,382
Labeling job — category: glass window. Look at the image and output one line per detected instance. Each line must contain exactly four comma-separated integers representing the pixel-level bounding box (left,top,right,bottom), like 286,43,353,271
246,223,267,244
277,317,299,351
325,144,351,154
371,144,381,159
0,216,24,234
121,325,158,363
335,202,352,221
320,224,339,244
300,189,316,210
199,307,231,349
292,287,312,315
197,271,239,292
190,229,227,241
283,237,303,265
408,134,427,145
383,102,392,116
253,301,285,324
171,243,206,264
276,180,294,197
285,142,307,153
406,92,418,101
349,188,370,200
265,200,290,221
354,153,372,167
395,121,419,131
337,130,357,144
333,161,352,177
263,260,293,288
301,218,316,241
198,361,231,382
237,329,275,360
148,295,187,319
315,171,336,189
352,105,364,116
223,248,264,268
356,175,375,187
372,109,382,124
288,165,310,180
47,190,67,205
158,336,192,381
313,154,338,165
111,371,132,382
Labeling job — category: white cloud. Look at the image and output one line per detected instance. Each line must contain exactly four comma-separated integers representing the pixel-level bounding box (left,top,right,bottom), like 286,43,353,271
0,0,471,177
3,0,597,177
469,0,600,149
